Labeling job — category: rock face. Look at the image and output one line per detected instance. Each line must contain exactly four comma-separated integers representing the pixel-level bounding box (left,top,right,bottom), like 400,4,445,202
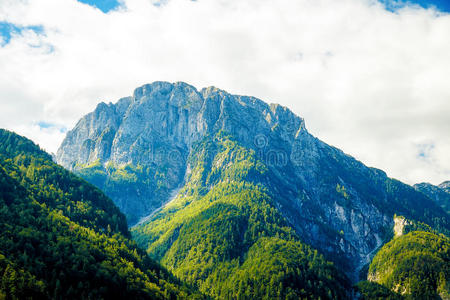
439,181,450,193
57,81,449,280
414,181,450,214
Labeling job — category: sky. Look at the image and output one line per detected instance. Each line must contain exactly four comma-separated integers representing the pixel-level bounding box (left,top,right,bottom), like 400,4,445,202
0,0,449,186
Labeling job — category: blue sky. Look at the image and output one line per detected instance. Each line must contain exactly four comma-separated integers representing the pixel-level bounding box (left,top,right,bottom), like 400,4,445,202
77,0,121,13
81,0,450,13
380,0,450,11
413,0,450,11
0,1,120,43
76,0,450,13
1,0,450,43
0,22,44,45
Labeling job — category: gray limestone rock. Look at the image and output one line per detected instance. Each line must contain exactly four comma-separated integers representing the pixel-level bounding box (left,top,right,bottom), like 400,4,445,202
57,81,449,280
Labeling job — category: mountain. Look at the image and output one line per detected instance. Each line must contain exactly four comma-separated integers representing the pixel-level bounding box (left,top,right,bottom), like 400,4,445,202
56,81,450,288
132,132,351,298
440,181,450,193
0,129,199,299
366,230,449,299
414,182,450,214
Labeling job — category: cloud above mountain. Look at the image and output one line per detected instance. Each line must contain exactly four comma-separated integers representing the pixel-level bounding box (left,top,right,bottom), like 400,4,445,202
0,0,449,185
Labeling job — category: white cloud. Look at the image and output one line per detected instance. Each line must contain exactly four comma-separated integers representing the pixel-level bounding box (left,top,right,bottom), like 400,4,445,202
11,122,67,156
0,0,449,185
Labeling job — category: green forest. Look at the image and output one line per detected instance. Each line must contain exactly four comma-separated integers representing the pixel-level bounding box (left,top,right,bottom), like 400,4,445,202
0,129,199,299
132,133,351,299
75,158,169,225
1,127,450,299
366,230,449,299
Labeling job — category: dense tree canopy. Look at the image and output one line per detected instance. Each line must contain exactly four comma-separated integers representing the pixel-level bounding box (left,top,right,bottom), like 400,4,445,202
355,281,403,300
367,230,450,299
0,129,200,299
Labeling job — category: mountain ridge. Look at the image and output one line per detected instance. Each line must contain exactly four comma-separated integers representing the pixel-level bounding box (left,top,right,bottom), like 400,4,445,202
414,181,450,214
56,81,450,283
57,81,307,224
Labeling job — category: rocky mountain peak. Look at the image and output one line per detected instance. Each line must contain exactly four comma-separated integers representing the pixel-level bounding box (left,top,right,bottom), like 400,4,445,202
56,81,449,282
57,81,307,168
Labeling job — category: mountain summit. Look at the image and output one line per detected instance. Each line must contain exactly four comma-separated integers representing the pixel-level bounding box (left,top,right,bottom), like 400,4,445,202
56,81,449,287
57,81,306,224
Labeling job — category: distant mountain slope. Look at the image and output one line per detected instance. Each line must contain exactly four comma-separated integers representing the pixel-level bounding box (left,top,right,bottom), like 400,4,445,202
440,181,450,193
57,81,450,281
0,129,199,299
414,182,450,214
366,231,450,299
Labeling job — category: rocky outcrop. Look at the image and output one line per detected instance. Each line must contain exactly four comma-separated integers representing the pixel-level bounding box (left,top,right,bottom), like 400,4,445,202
57,81,449,280
393,216,410,237
439,181,450,193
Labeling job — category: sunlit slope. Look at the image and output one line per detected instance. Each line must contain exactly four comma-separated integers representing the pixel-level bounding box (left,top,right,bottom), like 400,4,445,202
0,129,200,299
132,133,351,299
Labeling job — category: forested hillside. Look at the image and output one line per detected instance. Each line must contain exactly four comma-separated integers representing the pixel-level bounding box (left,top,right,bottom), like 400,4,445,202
0,129,200,299
362,230,449,299
132,133,351,299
